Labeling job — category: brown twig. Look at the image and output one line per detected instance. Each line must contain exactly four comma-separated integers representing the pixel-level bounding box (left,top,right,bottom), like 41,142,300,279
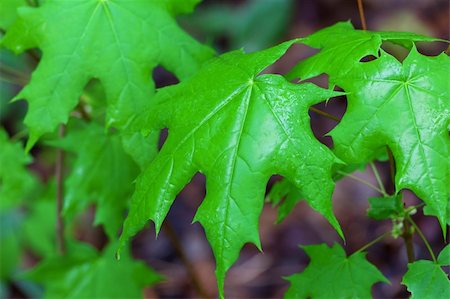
406,215,437,263
56,124,66,255
402,218,415,263
357,0,368,30
386,146,396,189
162,221,210,299
309,107,341,122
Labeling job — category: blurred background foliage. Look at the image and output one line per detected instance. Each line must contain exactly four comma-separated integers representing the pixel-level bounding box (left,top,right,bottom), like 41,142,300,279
0,0,448,298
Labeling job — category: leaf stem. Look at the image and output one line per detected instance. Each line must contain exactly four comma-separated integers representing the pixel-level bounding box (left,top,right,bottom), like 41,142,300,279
406,215,437,263
11,129,28,141
354,231,390,254
356,0,367,30
337,170,385,195
162,221,210,299
369,162,387,196
56,125,66,255
309,107,341,122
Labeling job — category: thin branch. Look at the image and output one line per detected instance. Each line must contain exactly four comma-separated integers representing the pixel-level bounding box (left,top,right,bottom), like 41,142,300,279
337,170,385,195
357,0,367,30
309,107,341,122
162,221,210,299
0,64,29,82
402,218,415,262
406,215,437,263
369,162,387,196
354,231,390,254
387,146,396,185
0,76,27,86
56,125,66,255
11,129,28,141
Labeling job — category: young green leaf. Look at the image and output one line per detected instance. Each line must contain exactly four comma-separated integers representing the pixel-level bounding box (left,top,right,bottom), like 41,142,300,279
367,195,403,220
51,121,151,239
287,21,442,82
267,179,304,223
285,244,389,299
25,242,160,298
1,0,214,148
330,48,450,230
402,245,450,299
120,41,343,298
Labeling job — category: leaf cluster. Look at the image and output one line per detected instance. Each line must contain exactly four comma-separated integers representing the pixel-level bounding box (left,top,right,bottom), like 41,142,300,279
1,1,449,298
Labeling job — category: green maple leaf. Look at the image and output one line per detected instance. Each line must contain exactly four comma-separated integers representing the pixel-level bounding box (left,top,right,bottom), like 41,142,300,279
0,0,27,30
52,121,154,239
266,179,304,223
286,21,441,82
402,245,450,299
285,243,389,299
329,48,450,229
1,0,214,148
119,41,343,298
25,242,160,298
0,128,37,209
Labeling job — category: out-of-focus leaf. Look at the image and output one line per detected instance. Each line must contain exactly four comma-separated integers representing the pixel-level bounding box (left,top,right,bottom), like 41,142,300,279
0,127,37,210
22,183,56,258
2,0,215,148
25,242,160,299
51,121,145,239
0,209,23,280
285,243,389,298
186,0,294,51
367,195,403,220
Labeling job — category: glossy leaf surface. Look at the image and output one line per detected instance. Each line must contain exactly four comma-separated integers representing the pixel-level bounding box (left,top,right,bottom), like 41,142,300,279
285,244,389,299
330,48,450,229
287,21,440,82
120,42,343,298
1,0,214,147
